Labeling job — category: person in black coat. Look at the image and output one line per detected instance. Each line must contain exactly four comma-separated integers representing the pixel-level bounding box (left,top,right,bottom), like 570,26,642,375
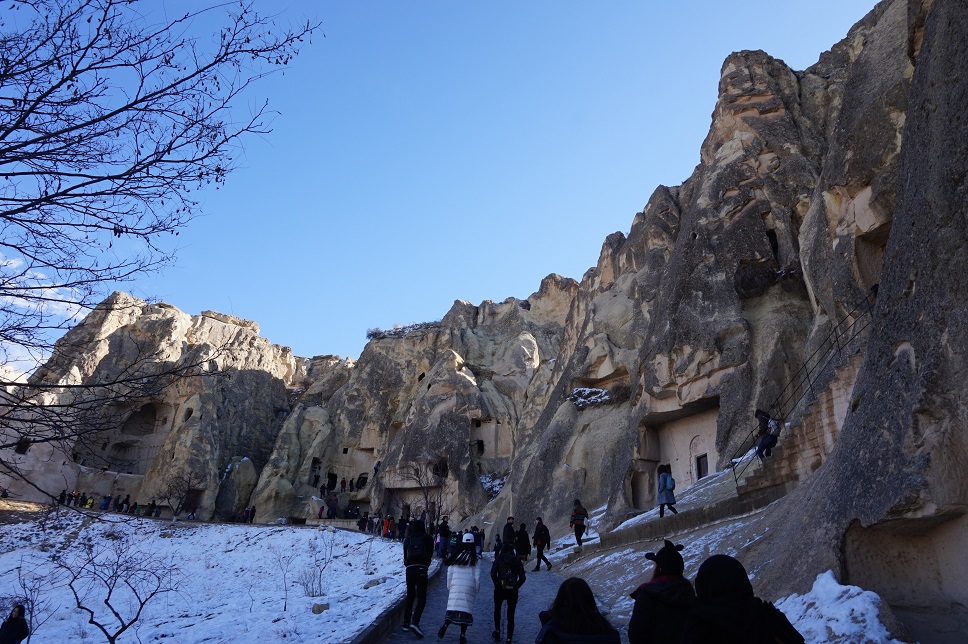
401,520,434,637
627,540,695,643
514,522,531,564
0,604,28,644
680,554,804,644
536,577,620,644
501,515,516,547
532,517,552,571
490,543,526,643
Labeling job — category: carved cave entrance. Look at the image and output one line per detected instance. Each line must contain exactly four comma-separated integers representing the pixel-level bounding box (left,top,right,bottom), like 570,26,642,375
628,401,720,511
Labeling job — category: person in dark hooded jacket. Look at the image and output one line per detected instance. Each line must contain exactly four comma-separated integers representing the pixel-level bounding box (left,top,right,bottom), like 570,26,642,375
0,604,28,644
490,542,526,643
627,540,694,643
680,554,804,644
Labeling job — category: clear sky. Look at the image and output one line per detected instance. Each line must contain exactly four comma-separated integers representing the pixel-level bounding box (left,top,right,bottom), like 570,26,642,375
124,1,877,360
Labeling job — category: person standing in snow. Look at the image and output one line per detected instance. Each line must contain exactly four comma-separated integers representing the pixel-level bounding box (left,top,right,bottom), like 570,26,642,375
680,554,804,644
437,533,480,643
656,465,678,518
627,540,694,643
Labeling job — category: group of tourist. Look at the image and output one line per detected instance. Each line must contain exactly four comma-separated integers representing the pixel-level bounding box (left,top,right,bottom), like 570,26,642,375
56,489,164,517
394,502,803,644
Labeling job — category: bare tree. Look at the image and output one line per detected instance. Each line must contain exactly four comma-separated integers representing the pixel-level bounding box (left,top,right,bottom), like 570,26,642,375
160,470,206,519
50,531,181,644
268,542,297,612
0,0,316,495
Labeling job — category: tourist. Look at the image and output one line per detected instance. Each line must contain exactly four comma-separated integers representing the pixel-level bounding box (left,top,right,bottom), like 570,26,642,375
536,577,619,643
532,517,552,571
491,542,526,643
754,409,783,461
0,604,29,644
436,516,450,558
248,505,256,523
501,515,516,547
401,519,434,638
656,465,678,517
58,489,67,505
680,554,804,643
515,522,531,564
627,540,694,643
437,533,480,643
569,500,589,550
340,477,346,492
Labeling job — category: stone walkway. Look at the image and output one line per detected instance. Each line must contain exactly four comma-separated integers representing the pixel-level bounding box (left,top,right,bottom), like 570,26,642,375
385,555,564,644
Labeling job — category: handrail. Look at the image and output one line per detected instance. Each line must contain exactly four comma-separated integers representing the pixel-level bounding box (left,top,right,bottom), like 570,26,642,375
730,290,877,488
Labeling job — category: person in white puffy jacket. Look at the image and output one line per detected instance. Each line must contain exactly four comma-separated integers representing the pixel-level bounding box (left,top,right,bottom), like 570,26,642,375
436,532,480,643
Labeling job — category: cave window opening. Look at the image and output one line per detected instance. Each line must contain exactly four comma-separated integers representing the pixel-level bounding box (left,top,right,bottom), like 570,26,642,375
431,459,449,479
695,454,709,480
14,438,30,454
327,472,338,491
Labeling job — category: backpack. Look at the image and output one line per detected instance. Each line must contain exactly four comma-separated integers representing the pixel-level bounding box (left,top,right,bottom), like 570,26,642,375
405,535,430,565
496,558,520,590
667,474,676,491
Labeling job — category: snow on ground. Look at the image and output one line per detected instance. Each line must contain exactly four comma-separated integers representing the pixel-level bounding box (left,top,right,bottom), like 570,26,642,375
0,506,409,643
1,497,908,643
777,571,907,643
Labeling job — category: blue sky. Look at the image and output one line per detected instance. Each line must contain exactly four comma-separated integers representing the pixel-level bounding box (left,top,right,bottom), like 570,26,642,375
125,1,876,360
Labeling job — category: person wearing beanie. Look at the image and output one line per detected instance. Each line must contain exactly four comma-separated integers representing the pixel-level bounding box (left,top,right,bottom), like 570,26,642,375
438,532,480,643
627,540,695,643
680,554,804,644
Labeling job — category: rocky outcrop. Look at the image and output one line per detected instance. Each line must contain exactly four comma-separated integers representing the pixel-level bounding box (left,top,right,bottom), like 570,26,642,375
6,0,966,629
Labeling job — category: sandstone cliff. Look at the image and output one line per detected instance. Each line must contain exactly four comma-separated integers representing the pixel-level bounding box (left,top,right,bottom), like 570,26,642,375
4,0,965,633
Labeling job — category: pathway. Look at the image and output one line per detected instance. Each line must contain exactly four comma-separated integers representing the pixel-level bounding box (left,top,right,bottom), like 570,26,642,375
385,554,564,644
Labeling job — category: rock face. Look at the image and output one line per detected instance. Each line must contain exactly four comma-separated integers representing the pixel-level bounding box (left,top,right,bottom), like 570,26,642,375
4,0,965,625
3,292,304,520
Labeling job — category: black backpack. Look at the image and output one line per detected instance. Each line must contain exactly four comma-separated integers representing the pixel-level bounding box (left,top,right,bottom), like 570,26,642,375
496,557,520,590
405,535,430,565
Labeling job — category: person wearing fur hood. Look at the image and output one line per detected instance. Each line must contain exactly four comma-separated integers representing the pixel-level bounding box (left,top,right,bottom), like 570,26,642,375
628,540,695,643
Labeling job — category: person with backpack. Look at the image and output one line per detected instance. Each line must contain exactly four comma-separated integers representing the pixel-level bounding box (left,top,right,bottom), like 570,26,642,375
437,533,480,644
401,520,434,638
490,542,526,643
628,540,695,643
569,500,589,549
754,409,783,461
532,517,552,571
656,464,678,517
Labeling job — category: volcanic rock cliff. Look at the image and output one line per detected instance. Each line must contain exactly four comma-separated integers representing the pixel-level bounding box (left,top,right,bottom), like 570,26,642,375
6,0,966,631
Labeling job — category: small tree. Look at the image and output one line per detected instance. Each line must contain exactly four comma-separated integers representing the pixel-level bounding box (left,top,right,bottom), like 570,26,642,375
50,532,180,644
160,470,206,519
268,542,297,612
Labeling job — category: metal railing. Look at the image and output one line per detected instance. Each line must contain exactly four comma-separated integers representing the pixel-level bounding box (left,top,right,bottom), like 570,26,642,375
730,290,877,488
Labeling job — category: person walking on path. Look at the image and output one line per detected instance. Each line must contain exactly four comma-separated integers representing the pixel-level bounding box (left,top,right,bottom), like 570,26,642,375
490,542,526,643
680,554,804,644
437,517,452,559
628,540,695,643
514,522,531,564
532,517,552,571
401,520,435,638
0,604,28,644
501,516,516,548
536,577,620,643
437,533,480,643
569,500,589,550
656,465,678,518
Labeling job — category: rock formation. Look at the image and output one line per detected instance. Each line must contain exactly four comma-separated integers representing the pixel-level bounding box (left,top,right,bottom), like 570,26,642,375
2,0,965,632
